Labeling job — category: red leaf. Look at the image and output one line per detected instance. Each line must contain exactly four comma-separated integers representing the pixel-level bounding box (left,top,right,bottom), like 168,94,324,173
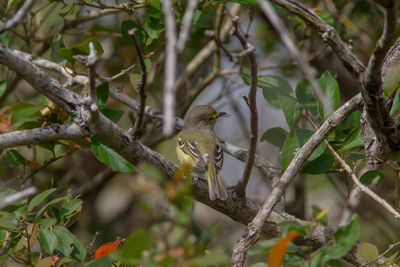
94,237,121,259
267,232,299,267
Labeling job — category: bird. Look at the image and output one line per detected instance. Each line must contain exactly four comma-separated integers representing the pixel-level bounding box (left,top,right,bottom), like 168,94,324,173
176,105,228,201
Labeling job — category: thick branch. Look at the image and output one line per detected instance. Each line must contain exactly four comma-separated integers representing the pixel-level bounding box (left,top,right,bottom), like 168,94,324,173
0,123,85,149
232,20,258,199
361,0,398,150
232,93,363,266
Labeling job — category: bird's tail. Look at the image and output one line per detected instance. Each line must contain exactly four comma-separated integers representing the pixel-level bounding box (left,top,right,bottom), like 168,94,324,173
206,170,228,201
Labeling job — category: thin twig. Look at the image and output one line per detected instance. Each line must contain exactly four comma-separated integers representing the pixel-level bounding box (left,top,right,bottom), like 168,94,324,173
129,29,147,137
0,186,37,209
362,241,400,267
325,140,400,219
176,0,198,53
231,18,258,199
162,0,178,136
0,0,36,34
87,42,98,104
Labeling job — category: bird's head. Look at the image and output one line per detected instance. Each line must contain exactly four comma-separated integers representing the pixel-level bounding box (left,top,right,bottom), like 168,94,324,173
184,105,226,129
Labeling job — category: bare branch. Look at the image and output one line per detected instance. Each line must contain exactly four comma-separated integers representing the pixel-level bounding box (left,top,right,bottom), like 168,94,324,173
128,29,147,137
0,0,36,34
176,0,198,53
162,0,178,136
0,187,37,210
0,123,85,149
231,19,258,199
232,93,363,266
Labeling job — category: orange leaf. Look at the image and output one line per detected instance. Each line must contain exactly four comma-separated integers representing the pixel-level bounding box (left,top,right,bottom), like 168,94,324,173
0,113,12,133
94,237,121,259
267,232,299,267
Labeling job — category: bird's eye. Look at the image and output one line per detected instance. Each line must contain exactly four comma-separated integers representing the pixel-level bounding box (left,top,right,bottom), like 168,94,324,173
207,117,214,122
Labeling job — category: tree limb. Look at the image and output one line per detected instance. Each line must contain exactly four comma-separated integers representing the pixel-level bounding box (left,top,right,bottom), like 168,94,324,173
232,93,363,266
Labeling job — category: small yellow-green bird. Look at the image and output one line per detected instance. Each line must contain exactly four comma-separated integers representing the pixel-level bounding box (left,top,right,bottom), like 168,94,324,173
176,105,228,201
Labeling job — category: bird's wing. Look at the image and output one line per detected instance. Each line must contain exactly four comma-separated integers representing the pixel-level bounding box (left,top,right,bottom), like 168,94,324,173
178,134,207,168
214,142,223,173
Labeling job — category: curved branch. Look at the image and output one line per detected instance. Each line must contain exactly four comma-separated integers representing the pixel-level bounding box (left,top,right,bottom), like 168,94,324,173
0,0,36,34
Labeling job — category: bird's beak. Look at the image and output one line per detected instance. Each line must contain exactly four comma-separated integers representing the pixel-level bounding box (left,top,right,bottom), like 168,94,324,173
216,112,227,119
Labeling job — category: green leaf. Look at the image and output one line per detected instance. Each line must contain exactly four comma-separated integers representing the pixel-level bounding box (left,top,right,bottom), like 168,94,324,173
318,71,339,120
278,94,301,132
261,127,288,148
383,61,400,95
3,149,25,165
146,0,161,10
59,2,77,20
230,0,258,6
357,242,379,261
28,188,57,212
99,107,124,123
341,126,364,151
295,78,318,115
240,74,293,108
60,199,82,222
96,82,109,106
390,89,400,116
0,22,8,46
53,226,86,262
279,221,307,236
318,12,334,26
51,34,66,64
7,152,23,168
118,230,150,261
0,80,6,98
6,0,22,12
36,196,68,219
146,15,164,39
359,170,386,185
322,215,360,260
0,211,18,230
121,20,148,47
84,256,114,267
281,129,326,172
40,218,57,229
59,37,104,64
8,102,42,128
39,228,58,255
301,153,334,174
91,138,134,173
